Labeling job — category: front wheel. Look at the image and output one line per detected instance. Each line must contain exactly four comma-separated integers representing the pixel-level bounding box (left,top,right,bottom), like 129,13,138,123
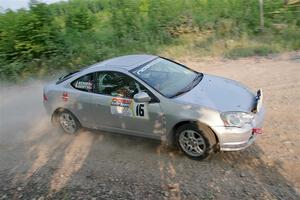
58,110,80,134
176,124,216,160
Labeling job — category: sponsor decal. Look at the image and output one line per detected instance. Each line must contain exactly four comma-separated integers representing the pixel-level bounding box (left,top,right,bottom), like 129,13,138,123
75,81,92,90
111,98,133,117
111,98,132,107
62,91,69,102
136,65,151,75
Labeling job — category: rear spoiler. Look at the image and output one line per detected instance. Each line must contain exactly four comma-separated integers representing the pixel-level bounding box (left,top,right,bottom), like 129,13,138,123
252,89,263,113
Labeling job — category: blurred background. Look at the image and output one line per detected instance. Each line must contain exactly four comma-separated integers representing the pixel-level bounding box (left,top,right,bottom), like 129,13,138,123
0,0,299,81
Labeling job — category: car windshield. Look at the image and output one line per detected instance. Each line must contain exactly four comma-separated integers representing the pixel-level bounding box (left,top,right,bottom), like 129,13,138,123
132,58,202,97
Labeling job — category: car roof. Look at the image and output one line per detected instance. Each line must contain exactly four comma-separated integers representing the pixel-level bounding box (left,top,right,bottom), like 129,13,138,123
82,54,158,73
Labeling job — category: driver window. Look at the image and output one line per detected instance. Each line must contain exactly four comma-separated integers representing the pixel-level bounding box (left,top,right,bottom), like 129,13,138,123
94,71,146,99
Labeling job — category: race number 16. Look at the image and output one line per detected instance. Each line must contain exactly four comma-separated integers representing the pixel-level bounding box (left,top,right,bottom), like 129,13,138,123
136,104,144,117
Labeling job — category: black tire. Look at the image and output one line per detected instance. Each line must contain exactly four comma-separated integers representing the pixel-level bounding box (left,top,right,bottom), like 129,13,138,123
56,110,81,134
175,123,217,160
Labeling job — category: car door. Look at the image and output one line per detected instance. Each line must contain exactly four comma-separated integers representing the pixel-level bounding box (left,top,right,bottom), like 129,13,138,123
90,71,165,138
69,73,95,128
88,71,121,129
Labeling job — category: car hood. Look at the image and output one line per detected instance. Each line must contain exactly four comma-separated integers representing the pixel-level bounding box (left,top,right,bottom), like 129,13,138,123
174,74,255,112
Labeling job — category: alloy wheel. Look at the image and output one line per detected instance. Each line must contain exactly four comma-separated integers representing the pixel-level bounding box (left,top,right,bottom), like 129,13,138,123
179,130,207,157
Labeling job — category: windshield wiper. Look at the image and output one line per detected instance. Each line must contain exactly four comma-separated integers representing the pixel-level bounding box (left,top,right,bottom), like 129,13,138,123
170,73,203,98
192,73,203,85
169,86,192,98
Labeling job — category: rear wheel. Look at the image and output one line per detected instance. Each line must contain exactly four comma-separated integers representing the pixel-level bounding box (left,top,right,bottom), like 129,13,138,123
57,110,80,134
176,123,216,160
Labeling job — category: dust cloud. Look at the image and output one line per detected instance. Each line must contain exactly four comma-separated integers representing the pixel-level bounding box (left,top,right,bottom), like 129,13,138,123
0,80,97,193
0,80,50,144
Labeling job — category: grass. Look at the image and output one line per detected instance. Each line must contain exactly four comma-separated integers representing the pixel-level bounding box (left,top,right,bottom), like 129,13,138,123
225,46,275,59
160,26,300,59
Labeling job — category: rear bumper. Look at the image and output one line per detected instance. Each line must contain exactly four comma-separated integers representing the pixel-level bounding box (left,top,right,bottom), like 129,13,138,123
43,101,52,116
212,107,265,151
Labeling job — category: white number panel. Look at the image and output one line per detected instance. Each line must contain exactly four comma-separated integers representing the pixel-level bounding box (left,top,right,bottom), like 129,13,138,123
133,102,149,119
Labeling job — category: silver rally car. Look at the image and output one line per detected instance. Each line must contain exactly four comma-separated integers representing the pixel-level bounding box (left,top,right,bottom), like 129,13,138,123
43,54,265,160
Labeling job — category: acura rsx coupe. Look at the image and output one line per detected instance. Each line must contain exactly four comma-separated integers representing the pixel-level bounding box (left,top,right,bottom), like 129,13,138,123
43,55,265,160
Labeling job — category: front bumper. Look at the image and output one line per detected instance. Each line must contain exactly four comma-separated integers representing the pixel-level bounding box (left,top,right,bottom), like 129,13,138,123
212,107,265,151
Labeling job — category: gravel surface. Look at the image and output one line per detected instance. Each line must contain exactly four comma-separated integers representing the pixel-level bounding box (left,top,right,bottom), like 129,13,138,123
0,52,299,199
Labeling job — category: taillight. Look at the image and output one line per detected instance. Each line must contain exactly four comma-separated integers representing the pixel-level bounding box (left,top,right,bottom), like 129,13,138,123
43,93,48,101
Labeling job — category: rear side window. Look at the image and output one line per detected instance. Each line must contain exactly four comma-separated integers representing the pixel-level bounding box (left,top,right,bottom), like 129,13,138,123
71,73,94,92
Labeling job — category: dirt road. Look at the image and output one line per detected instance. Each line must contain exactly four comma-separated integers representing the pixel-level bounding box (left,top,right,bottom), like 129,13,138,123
0,52,299,199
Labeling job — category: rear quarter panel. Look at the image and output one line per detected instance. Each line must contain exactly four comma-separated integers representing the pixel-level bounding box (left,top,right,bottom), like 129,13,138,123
43,82,93,128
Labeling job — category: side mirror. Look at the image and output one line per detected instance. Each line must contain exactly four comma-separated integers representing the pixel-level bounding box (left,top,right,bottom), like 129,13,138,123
133,92,151,103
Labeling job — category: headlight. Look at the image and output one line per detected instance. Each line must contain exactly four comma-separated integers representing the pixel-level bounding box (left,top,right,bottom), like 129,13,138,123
220,112,254,127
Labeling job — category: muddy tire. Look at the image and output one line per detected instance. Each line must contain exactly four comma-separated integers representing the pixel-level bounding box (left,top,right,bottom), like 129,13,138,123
56,110,81,134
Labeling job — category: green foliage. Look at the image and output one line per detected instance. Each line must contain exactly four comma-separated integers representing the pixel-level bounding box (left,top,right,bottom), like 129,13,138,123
0,0,299,81
65,2,95,31
0,2,61,65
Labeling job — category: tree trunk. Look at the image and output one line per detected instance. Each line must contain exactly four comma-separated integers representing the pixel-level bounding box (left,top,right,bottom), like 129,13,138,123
259,0,264,32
